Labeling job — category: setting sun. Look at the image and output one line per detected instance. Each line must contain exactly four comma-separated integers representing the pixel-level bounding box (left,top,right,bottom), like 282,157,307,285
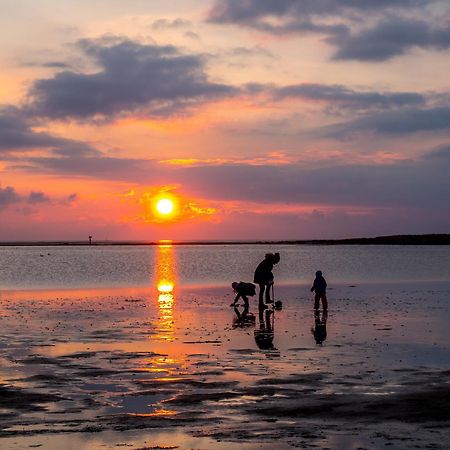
156,198,174,215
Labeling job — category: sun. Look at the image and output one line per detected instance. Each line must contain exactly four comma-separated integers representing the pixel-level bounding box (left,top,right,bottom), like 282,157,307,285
156,198,174,215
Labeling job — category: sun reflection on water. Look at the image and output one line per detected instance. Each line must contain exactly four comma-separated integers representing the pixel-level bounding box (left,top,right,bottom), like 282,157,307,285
154,241,176,341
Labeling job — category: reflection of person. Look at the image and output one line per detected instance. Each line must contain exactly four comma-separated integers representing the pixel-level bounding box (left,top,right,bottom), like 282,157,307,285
232,304,256,329
310,270,328,310
253,252,280,307
254,303,275,350
311,309,328,345
230,281,256,307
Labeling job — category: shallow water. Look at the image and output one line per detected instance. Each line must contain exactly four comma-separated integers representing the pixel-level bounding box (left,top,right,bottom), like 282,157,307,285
1,244,450,289
0,282,449,449
1,244,449,449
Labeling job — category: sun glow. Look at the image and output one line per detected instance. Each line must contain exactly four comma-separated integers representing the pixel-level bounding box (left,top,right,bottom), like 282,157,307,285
156,198,174,215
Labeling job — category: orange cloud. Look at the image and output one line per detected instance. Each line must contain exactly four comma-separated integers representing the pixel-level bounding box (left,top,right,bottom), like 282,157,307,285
160,151,294,167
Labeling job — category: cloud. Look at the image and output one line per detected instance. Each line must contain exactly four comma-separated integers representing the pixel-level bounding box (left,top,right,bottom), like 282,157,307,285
325,106,450,136
170,155,450,210
28,191,51,204
0,106,64,152
207,0,415,24
0,104,158,180
332,17,450,61
59,193,78,206
272,83,425,111
229,46,274,59
207,0,350,36
425,144,450,159
27,38,237,120
150,18,192,30
23,153,158,180
207,0,448,61
0,186,21,209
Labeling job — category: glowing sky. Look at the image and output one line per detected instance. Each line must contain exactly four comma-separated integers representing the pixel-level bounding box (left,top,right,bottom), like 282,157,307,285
1,0,450,241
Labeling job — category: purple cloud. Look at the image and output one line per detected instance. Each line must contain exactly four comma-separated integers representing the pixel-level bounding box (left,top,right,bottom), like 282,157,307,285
0,186,21,209
27,38,237,120
333,17,450,61
0,106,64,152
207,0,449,61
28,191,51,204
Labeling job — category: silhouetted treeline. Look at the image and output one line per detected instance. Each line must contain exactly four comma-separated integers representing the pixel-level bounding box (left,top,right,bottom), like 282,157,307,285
295,234,450,245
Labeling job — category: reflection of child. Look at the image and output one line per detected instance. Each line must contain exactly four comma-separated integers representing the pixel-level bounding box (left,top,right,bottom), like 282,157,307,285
232,304,256,328
310,270,328,310
311,310,328,345
230,281,256,307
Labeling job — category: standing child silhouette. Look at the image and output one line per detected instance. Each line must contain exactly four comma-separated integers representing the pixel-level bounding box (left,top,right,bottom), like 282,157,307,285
310,270,328,311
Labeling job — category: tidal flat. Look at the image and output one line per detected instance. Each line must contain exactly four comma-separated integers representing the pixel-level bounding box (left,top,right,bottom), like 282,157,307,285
0,282,449,449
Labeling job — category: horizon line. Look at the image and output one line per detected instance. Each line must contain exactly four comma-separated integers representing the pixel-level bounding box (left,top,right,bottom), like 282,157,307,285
0,233,449,246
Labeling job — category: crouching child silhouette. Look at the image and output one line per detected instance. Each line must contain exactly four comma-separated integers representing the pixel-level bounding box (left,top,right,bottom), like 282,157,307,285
230,281,256,307
311,270,328,311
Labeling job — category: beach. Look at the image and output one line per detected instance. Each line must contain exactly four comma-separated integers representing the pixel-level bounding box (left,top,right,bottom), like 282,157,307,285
1,275,449,449
3,0,450,447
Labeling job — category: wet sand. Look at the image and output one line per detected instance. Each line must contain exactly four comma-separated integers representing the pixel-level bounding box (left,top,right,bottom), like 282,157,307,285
0,282,449,449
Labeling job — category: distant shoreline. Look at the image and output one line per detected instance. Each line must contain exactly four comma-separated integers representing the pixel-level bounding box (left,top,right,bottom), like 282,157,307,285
1,234,449,246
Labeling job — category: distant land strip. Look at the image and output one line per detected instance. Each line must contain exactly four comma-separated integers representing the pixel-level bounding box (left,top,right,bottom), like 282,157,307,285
1,234,450,246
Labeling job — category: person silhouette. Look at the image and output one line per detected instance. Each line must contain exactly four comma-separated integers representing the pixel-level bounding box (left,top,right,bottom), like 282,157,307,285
254,302,275,350
311,309,328,345
253,252,280,307
310,270,328,311
230,281,256,307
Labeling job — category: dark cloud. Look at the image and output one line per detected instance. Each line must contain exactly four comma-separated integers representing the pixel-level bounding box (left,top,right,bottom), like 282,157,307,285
207,0,447,61
425,144,450,159
207,0,427,24
27,38,237,120
28,191,51,204
0,106,64,152
326,106,450,136
333,17,450,61
273,83,425,111
23,153,159,181
0,103,157,180
207,0,351,35
60,193,78,206
243,19,348,37
0,101,153,180
0,186,20,209
172,156,450,210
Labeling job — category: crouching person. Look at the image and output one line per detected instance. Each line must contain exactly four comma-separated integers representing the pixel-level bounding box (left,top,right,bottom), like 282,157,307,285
230,281,256,307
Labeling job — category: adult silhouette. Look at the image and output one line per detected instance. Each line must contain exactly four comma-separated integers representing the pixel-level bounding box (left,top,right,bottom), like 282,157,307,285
253,252,280,307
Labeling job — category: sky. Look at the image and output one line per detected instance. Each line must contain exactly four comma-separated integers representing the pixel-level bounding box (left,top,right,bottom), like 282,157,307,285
1,0,450,241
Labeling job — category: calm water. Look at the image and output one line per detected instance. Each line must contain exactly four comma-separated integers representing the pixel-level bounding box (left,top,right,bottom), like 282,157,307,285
0,244,449,290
